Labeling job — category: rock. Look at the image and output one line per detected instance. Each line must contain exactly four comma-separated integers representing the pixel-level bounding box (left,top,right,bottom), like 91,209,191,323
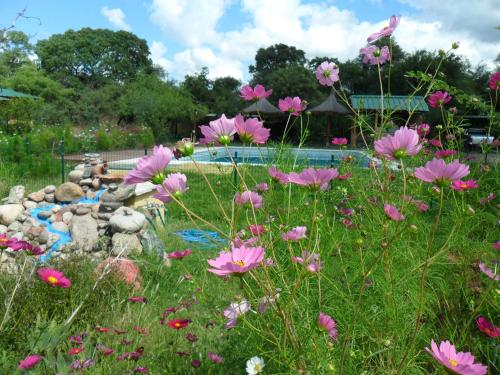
111,233,143,256
76,207,91,216
52,222,69,233
97,213,113,220
81,186,89,193
99,202,123,213
7,185,25,204
23,200,38,210
141,229,166,256
91,212,98,220
70,214,99,252
38,230,49,244
68,169,84,183
52,205,62,213
26,226,44,240
0,204,24,225
44,193,55,203
62,212,73,224
55,182,84,203
82,165,93,179
18,214,27,222
108,183,118,192
98,221,109,229
27,190,45,203
0,224,7,234
99,174,123,185
101,184,135,203
109,207,146,233
37,211,52,220
47,233,61,247
135,182,156,196
86,191,96,200
7,221,22,232
91,179,101,190
79,178,93,186
44,185,56,194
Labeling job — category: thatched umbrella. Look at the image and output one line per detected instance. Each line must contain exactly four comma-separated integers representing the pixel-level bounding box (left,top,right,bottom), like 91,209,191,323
242,98,281,114
310,93,351,145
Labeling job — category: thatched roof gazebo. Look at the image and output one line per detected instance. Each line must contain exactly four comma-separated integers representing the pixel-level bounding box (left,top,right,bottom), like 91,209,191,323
242,98,281,114
310,93,352,146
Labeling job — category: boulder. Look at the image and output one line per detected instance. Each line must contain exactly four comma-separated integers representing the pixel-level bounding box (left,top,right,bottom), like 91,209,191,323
70,214,99,252
109,207,146,233
91,179,101,190
7,186,25,204
38,230,49,245
0,204,24,225
99,202,123,213
98,174,124,185
7,221,22,232
44,185,56,194
62,211,73,224
111,233,143,256
0,224,7,234
37,211,52,220
79,178,93,186
44,193,55,203
76,207,91,216
23,200,38,210
52,221,69,233
101,184,135,203
27,190,45,203
68,170,84,183
55,182,84,203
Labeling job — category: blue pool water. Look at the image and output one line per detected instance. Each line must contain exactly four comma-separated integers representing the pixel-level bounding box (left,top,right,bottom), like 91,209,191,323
211,156,340,167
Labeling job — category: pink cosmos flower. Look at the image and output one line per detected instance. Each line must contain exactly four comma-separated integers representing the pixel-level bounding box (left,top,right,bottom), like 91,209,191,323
128,296,148,304
278,96,306,116
223,300,251,328
254,183,269,193
234,191,263,209
234,114,270,144
125,145,173,185
207,244,265,276
341,218,354,228
154,173,188,203
69,347,84,356
315,61,340,86
479,263,499,281
281,226,307,242
37,268,71,288
435,150,457,158
488,72,500,90
134,367,149,373
18,354,43,369
476,316,500,338
428,91,452,108
0,234,19,250
367,15,400,43
338,173,351,180
374,126,421,160
414,200,429,212
199,114,236,146
384,204,405,221
239,84,272,101
425,340,487,375
318,312,337,341
479,193,496,205
268,166,289,184
360,45,390,65
231,235,259,249
417,123,430,138
288,167,339,191
451,180,479,191
249,224,265,236
167,249,193,259
331,137,348,145
429,139,442,148
414,158,469,185
207,352,224,364
493,241,500,251
258,288,281,314
291,251,323,273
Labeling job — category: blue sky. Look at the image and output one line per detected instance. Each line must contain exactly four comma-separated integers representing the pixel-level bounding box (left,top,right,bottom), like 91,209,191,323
1,1,498,81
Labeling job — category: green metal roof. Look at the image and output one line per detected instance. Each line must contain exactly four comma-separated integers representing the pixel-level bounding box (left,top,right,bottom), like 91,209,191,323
350,95,429,112
0,88,38,99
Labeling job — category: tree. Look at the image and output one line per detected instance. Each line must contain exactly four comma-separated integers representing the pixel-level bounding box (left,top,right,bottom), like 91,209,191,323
35,28,154,88
249,43,306,76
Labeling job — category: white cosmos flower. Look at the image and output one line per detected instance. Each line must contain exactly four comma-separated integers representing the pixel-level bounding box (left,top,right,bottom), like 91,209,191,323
246,356,265,374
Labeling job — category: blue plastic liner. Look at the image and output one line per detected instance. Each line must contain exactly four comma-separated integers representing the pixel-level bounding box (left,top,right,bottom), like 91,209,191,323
175,229,226,249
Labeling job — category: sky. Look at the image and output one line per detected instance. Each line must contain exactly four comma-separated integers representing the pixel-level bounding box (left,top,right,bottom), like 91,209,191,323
1,0,498,82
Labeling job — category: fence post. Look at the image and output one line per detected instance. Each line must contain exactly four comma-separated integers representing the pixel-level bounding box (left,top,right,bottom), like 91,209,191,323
60,139,65,184
144,147,148,156
233,151,238,188
330,154,335,168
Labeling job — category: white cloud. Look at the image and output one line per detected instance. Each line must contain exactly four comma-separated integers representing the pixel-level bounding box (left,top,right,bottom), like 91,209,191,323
148,0,500,81
150,41,173,73
101,6,131,31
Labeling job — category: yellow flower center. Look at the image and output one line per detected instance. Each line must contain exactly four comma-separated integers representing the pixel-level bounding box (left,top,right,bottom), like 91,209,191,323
233,260,246,267
460,183,468,188
47,276,58,284
448,359,458,367
175,323,181,327
255,364,262,371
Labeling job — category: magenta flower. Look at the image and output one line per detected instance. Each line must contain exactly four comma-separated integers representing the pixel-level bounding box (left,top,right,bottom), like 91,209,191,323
435,150,457,159
429,139,442,148
125,145,173,185
128,296,148,304
488,72,500,90
207,352,224,364
234,114,270,144
207,244,265,276
167,249,193,259
384,204,405,221
154,173,188,203
315,61,340,86
281,226,307,242
18,354,43,370
199,114,236,146
417,123,430,138
476,316,500,338
479,193,496,205
318,312,337,341
278,96,306,116
288,167,339,191
291,251,323,273
254,183,269,193
240,84,272,101
37,268,71,288
428,91,452,108
414,200,429,212
191,359,201,368
425,340,487,375
249,224,264,236
223,300,251,328
367,15,400,43
451,180,478,191
268,166,289,184
374,126,421,160
235,191,263,209
493,241,500,251
360,45,390,65
258,288,281,314
479,263,499,281
331,137,348,146
134,368,149,373
414,158,469,185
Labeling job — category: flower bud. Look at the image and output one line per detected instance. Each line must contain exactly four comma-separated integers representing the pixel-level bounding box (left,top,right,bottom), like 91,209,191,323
452,41,460,49
410,224,418,232
466,205,475,215
355,238,364,246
